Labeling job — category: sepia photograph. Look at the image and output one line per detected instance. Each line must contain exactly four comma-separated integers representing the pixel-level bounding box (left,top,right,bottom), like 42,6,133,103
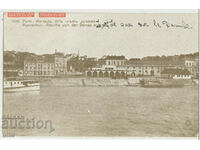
2,11,199,137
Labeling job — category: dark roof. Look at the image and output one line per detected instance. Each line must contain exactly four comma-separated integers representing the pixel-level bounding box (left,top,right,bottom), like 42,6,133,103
43,56,54,63
24,56,54,63
126,60,185,66
104,56,126,60
161,69,191,75
54,52,64,56
24,56,38,63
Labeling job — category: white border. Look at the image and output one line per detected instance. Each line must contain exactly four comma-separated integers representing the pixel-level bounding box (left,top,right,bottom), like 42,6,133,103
198,10,200,140
0,9,199,139
0,11,3,138
0,9,198,13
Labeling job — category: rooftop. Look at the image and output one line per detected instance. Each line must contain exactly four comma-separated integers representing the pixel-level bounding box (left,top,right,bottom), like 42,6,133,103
103,55,126,60
126,60,185,66
161,69,191,75
24,56,54,63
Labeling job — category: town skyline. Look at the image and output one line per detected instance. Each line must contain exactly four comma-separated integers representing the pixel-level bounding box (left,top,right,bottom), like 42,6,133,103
4,48,199,79
3,49,199,59
2,11,199,138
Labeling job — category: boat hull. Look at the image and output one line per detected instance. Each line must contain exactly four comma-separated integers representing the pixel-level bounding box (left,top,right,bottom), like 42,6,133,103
140,79,185,88
4,85,40,92
140,84,184,88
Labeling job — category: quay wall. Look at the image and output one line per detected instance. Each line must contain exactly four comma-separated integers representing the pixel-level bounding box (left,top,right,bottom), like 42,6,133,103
37,77,197,87
40,78,137,87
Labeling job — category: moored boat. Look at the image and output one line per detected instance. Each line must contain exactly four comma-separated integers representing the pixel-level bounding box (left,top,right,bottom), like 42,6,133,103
4,80,40,92
140,79,184,88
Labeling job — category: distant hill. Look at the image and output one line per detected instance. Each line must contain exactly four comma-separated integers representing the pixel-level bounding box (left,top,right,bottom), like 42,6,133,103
130,52,199,62
3,50,199,70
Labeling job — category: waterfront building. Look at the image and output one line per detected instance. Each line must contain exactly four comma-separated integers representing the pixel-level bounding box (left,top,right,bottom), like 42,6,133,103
24,56,55,77
67,55,98,73
3,67,23,78
23,52,72,77
85,60,186,78
185,59,199,78
99,55,126,66
161,68,192,79
54,52,70,75
125,60,185,77
85,55,128,78
86,65,134,78
23,57,36,76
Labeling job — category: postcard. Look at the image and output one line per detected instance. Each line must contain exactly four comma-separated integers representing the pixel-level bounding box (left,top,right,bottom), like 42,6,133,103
0,10,199,137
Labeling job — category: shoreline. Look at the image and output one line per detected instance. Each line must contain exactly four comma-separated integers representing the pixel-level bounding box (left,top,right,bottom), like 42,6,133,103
34,77,198,87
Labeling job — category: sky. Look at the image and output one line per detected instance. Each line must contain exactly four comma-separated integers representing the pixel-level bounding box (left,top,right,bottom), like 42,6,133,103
3,12,198,59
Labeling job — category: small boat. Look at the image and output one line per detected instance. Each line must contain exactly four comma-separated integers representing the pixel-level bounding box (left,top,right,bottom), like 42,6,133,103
140,79,184,88
4,80,40,92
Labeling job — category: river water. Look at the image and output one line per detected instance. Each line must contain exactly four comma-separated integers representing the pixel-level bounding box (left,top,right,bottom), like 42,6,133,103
3,85,199,137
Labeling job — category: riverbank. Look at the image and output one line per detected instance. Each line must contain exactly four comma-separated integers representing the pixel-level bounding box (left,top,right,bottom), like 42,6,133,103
39,77,198,87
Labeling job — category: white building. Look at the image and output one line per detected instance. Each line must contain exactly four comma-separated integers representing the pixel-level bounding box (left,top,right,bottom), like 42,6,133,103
185,59,199,78
100,55,126,66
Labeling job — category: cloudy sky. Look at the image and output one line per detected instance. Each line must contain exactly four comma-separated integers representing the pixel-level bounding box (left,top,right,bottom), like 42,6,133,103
4,12,198,58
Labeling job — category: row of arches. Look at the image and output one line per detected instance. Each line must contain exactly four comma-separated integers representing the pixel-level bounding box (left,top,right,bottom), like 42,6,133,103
86,71,135,79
